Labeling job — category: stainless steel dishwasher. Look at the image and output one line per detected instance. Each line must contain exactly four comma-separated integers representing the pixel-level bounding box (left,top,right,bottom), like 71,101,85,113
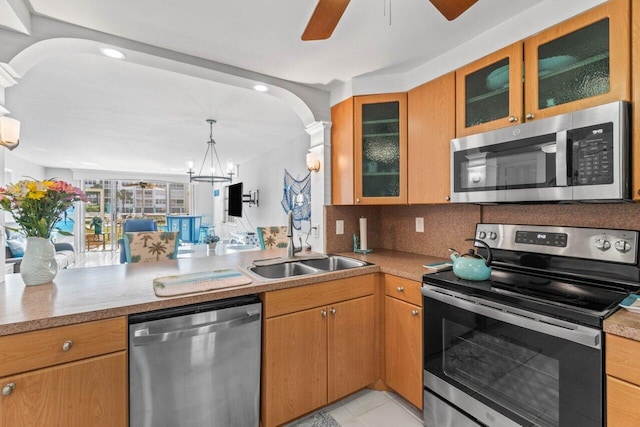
129,295,261,427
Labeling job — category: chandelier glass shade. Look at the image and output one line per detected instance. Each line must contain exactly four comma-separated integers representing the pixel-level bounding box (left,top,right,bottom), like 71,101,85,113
188,119,234,184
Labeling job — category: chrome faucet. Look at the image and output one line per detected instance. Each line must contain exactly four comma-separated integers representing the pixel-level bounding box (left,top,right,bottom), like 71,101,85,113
286,211,302,258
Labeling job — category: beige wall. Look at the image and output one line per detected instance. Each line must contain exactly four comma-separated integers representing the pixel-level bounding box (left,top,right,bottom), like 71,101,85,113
325,202,640,261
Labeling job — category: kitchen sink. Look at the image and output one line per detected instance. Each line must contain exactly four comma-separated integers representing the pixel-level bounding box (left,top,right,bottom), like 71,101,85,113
247,262,321,279
298,255,368,271
246,255,371,280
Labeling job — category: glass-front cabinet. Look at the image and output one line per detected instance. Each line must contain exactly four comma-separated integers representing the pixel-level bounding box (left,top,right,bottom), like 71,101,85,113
456,43,524,137
354,93,407,204
456,0,630,137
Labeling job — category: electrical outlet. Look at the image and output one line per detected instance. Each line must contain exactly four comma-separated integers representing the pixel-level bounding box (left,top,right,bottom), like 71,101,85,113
312,224,320,238
416,217,424,233
336,220,344,235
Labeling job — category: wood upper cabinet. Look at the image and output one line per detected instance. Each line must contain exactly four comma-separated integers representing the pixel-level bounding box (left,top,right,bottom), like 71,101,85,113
456,43,524,137
456,0,630,137
0,317,128,427
354,93,407,205
331,94,407,205
632,0,640,200
261,276,376,427
384,275,423,410
606,333,640,425
408,72,456,204
331,97,355,205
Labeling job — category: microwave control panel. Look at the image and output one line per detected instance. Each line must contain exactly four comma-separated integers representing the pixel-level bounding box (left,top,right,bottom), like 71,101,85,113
571,122,613,186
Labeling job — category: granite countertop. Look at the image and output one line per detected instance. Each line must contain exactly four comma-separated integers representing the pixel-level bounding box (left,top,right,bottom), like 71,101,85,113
0,247,445,336
604,309,640,341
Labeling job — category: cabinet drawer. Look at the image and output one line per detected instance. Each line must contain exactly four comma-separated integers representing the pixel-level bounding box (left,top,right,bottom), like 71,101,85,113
0,317,127,377
385,275,422,306
607,376,640,426
606,334,640,385
262,275,375,318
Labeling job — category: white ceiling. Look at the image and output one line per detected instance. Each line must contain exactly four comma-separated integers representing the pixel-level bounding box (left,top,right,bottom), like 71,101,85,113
2,0,602,178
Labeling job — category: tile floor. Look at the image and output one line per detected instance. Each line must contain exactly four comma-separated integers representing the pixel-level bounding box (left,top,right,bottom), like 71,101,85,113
287,389,423,427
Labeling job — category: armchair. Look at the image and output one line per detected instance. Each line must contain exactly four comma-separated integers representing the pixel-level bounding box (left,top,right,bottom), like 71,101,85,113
118,219,157,263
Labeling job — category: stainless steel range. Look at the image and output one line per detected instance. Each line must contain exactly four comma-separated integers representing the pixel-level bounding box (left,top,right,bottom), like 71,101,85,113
422,223,640,427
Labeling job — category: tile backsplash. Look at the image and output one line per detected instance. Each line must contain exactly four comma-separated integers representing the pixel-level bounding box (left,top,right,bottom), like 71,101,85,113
325,202,640,260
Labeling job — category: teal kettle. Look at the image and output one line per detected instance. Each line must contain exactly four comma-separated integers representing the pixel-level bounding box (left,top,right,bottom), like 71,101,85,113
450,238,493,281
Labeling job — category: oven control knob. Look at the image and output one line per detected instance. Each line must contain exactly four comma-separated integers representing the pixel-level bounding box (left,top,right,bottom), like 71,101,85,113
488,232,498,240
615,240,632,253
594,238,611,251
478,231,487,239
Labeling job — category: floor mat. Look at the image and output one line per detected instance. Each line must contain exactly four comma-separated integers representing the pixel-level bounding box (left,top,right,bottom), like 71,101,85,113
289,411,341,427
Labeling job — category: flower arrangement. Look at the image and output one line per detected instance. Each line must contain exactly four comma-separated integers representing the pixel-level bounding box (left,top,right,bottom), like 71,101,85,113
203,234,220,244
0,179,87,239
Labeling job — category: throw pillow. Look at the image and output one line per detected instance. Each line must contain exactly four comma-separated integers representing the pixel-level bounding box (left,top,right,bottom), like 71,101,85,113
7,236,27,257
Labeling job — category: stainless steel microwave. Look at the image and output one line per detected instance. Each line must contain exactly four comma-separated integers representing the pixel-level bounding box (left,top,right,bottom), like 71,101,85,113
450,101,630,203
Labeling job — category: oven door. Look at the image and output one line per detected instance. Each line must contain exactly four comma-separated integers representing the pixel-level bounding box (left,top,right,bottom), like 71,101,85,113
422,285,602,427
450,113,571,203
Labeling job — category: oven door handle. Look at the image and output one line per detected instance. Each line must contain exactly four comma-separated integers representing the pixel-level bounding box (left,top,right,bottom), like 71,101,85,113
421,284,601,349
555,130,568,187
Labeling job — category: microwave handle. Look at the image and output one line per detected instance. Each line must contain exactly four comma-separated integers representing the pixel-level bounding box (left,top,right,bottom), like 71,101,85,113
556,130,568,187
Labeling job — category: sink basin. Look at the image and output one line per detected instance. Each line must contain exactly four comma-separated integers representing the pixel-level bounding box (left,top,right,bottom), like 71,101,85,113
299,255,368,271
246,255,370,280
247,262,320,279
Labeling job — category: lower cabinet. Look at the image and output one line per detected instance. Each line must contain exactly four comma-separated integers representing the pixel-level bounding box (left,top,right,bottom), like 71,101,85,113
606,333,640,425
0,317,128,427
384,275,423,410
261,275,376,427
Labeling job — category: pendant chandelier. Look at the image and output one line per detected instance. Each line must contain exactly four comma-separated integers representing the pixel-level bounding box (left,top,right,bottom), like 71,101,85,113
187,119,235,184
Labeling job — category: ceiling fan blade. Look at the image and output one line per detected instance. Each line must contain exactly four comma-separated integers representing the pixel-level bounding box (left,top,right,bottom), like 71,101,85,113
429,0,478,21
302,0,351,41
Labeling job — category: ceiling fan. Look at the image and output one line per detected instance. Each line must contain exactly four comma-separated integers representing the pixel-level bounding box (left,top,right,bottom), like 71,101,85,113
122,181,162,190
302,0,478,41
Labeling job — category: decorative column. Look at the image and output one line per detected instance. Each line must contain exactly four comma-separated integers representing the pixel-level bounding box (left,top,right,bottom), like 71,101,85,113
0,62,21,279
305,120,331,254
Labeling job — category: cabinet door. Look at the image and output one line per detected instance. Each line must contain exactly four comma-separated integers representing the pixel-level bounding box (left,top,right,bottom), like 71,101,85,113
328,295,376,402
456,43,524,137
607,376,640,426
354,93,407,204
331,97,355,205
631,0,640,200
0,352,127,427
262,308,328,427
408,73,455,204
524,0,630,121
385,296,423,410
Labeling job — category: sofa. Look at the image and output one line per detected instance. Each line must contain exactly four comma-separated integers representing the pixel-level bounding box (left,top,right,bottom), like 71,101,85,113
4,223,76,273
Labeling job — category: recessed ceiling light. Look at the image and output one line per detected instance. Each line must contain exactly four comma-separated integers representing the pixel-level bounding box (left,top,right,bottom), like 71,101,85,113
81,161,99,166
99,47,126,59
253,84,268,92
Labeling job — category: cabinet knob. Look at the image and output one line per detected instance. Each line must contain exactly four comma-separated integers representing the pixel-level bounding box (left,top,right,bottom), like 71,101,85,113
445,196,451,201
508,116,518,123
62,340,73,352
411,310,420,317
2,383,15,396
356,198,361,203
396,286,404,292
525,113,535,120
329,308,337,315
321,310,327,317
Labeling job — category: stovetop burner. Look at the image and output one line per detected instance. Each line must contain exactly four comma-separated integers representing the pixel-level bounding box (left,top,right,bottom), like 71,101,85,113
424,224,640,328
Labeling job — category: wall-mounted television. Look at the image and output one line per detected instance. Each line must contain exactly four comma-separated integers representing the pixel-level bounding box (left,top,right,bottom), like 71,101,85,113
227,182,243,217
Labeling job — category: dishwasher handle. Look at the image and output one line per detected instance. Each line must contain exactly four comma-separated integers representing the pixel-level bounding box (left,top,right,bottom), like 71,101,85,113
131,311,260,346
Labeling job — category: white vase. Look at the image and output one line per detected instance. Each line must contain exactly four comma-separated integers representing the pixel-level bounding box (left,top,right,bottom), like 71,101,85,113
20,237,57,286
